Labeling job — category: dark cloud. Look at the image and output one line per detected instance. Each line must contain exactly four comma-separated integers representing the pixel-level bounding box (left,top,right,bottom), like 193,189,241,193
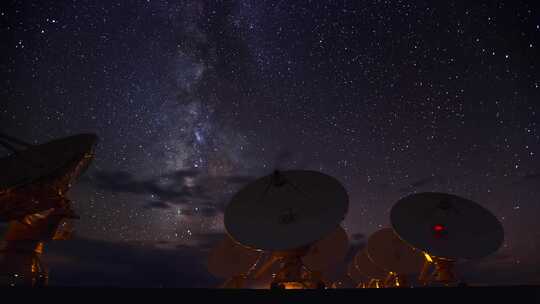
221,175,257,184
90,170,207,202
42,236,222,287
160,206,220,218
161,169,201,180
188,232,226,250
197,206,220,217
86,169,256,214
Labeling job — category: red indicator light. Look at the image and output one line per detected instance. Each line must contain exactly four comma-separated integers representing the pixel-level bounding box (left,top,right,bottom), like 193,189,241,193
433,224,445,232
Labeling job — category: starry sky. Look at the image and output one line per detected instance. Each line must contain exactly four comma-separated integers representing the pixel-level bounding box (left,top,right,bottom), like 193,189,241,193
1,0,539,287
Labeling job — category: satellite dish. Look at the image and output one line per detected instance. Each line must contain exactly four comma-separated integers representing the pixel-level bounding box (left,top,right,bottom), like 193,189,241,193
354,249,387,280
206,235,261,279
224,170,348,251
390,192,504,260
3,209,66,241
0,133,97,192
367,228,425,275
302,226,349,275
347,259,367,284
0,134,97,221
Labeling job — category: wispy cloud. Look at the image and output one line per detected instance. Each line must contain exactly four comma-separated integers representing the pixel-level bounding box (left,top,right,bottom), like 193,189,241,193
83,169,257,217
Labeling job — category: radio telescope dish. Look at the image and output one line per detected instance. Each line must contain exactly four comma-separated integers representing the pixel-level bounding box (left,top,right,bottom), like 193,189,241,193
0,134,97,221
0,133,97,192
390,192,504,260
367,228,425,275
302,226,349,275
354,249,387,280
224,170,348,251
3,209,68,241
347,259,367,284
206,235,261,278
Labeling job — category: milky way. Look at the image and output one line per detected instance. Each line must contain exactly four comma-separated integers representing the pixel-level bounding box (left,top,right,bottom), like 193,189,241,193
1,1,539,286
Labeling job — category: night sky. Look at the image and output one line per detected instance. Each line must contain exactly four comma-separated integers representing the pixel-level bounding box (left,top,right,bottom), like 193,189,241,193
1,1,539,287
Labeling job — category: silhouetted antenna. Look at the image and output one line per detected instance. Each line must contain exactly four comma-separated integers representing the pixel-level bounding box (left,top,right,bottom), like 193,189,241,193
0,133,98,287
220,169,349,289
347,257,368,287
224,170,349,251
302,226,349,277
367,228,425,276
353,249,387,288
0,133,97,199
206,235,261,279
365,228,427,287
390,192,504,286
390,192,504,260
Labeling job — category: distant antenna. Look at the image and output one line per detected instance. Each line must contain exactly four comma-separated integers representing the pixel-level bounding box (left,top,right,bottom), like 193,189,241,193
0,133,97,287
390,192,504,286
302,226,349,277
347,258,368,287
367,228,425,274
223,170,349,289
206,235,261,281
0,133,97,221
366,228,426,287
353,249,387,288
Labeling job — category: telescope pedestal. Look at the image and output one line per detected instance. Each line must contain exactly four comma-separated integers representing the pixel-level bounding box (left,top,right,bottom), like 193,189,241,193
269,248,325,289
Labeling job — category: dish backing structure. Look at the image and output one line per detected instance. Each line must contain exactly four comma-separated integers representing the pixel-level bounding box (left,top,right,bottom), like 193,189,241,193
0,133,97,286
